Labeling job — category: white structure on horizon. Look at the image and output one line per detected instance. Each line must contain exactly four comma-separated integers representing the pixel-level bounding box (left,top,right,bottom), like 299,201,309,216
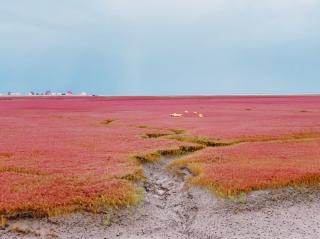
8,92,21,96
80,92,88,96
48,92,63,96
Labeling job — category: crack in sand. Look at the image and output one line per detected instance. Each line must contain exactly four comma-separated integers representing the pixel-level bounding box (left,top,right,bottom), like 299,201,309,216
142,156,198,236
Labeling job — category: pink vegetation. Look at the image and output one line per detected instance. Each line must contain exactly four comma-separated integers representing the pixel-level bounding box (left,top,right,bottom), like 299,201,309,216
1,96,320,215
182,139,320,196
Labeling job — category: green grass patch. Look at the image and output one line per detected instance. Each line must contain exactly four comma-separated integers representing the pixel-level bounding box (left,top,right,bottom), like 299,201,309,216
171,135,229,147
168,128,185,135
101,119,115,125
133,145,204,163
142,132,171,139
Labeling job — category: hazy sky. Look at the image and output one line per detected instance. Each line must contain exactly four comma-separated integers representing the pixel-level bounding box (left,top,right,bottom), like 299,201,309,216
1,0,320,95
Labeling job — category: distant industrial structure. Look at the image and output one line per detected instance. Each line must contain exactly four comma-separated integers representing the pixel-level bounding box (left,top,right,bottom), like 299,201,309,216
0,91,92,96
7,92,21,96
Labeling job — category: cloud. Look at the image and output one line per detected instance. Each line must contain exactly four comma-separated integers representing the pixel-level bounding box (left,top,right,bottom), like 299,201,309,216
0,0,320,94
1,0,319,46
93,0,320,47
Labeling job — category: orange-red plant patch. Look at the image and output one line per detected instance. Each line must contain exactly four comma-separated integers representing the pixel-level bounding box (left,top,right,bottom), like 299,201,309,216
2,96,320,215
173,139,320,196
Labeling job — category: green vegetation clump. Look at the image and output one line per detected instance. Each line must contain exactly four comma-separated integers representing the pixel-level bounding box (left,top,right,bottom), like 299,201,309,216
168,128,185,135
143,133,170,139
101,119,115,125
171,135,229,147
133,145,204,163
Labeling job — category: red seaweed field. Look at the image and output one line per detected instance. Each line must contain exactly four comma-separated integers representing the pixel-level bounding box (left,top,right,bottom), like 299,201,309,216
1,96,320,217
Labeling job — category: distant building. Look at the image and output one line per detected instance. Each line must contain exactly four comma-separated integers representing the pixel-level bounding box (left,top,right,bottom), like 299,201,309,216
80,92,88,96
66,91,73,96
8,92,21,96
45,90,52,96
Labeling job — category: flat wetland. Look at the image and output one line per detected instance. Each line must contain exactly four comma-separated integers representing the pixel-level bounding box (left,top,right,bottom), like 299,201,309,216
1,96,320,238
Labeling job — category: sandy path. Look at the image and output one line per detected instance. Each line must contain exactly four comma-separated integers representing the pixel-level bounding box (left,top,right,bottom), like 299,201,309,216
87,155,200,238
2,155,320,238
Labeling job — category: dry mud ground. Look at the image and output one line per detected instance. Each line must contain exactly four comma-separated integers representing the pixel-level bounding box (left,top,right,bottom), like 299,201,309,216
2,156,320,239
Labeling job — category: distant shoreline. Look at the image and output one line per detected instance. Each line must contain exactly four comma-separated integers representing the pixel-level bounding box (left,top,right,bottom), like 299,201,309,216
0,94,320,98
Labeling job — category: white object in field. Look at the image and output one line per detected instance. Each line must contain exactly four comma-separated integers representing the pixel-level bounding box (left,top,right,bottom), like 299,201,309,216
198,113,204,118
170,113,183,117
193,111,198,114
184,110,189,113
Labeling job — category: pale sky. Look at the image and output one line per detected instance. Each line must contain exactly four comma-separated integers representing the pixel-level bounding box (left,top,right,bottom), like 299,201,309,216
1,0,320,95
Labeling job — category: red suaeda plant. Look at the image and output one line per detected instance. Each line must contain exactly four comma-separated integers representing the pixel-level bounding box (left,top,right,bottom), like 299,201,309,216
171,139,320,196
0,97,185,217
1,95,320,216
